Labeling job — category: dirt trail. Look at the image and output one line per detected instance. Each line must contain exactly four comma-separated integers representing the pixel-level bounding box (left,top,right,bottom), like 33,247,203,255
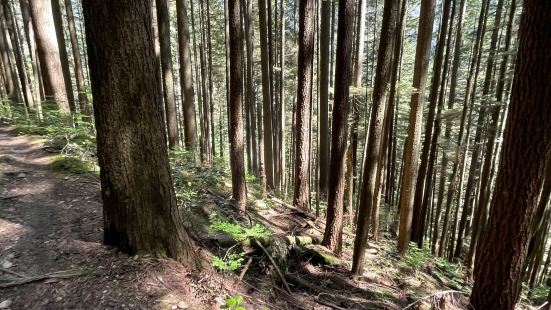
0,127,213,309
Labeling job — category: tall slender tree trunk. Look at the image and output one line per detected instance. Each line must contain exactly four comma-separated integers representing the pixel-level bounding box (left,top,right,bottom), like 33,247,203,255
350,0,399,275
244,0,258,175
454,0,490,259
82,0,200,268
321,0,354,256
51,0,76,114
410,0,453,245
258,0,275,190
155,0,179,148
397,0,436,254
318,0,331,197
175,0,198,156
228,0,247,207
469,2,551,308
19,0,44,108
29,0,70,113
64,0,89,118
292,0,315,211
1,2,32,110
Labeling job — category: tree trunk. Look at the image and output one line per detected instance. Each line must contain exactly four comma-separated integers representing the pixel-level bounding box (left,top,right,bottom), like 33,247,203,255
258,0,275,190
82,0,199,268
292,0,314,211
155,0,179,148
244,0,258,176
410,0,453,245
19,0,44,108
397,0,435,254
453,0,490,259
321,0,354,256
469,1,551,308
51,0,76,114
228,0,247,207
318,0,331,197
29,0,70,113
64,0,89,118
175,0,198,156
350,0,399,275
1,2,32,110
0,5,21,104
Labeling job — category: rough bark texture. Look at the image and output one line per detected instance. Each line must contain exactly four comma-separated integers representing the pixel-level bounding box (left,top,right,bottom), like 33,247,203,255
321,0,354,255
29,0,70,113
82,0,199,268
350,0,399,275
397,0,435,254
175,0,198,155
470,1,551,308
155,0,179,148
0,4,21,104
292,0,315,211
228,0,247,207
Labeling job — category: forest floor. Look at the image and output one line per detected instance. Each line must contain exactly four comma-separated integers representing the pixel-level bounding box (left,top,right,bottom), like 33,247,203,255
0,125,542,309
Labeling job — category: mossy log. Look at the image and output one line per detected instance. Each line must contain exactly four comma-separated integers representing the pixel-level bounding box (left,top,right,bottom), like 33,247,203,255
210,234,341,266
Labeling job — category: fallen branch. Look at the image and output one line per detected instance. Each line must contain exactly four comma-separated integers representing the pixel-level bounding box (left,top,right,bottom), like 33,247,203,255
254,240,291,294
0,267,25,278
269,197,316,221
401,290,469,310
238,257,253,281
0,269,86,288
314,296,347,310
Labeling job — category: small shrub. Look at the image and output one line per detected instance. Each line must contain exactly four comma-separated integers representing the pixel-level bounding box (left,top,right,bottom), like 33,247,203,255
210,219,272,241
224,295,246,310
49,155,96,175
212,252,245,272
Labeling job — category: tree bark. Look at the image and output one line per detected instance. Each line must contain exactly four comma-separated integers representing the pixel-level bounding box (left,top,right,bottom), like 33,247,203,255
82,0,200,267
29,0,70,113
318,0,331,197
155,0,179,148
228,0,247,207
51,0,76,113
321,0,354,256
258,0,275,190
397,0,435,254
469,1,551,308
350,0,399,275
64,0,89,117
292,0,315,211
175,0,198,156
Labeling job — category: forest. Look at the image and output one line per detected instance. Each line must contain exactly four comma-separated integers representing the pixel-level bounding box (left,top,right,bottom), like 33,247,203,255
0,0,549,309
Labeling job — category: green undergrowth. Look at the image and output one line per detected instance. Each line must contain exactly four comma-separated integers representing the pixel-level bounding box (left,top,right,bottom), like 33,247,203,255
210,219,272,241
5,102,98,176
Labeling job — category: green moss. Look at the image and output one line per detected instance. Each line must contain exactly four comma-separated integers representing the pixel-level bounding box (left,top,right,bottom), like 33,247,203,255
49,155,96,175
13,124,49,136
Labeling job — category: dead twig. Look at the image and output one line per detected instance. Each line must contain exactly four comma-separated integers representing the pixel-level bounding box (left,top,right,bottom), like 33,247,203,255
401,290,469,310
238,257,253,282
0,267,26,278
254,239,292,294
0,269,86,288
314,294,347,310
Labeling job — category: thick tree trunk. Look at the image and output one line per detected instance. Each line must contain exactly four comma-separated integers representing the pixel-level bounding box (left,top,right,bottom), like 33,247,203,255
321,0,354,256
29,0,70,113
350,0,399,275
175,0,198,156
155,0,179,148
397,0,435,254
82,0,199,268
228,0,247,207
469,1,551,308
292,0,314,211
